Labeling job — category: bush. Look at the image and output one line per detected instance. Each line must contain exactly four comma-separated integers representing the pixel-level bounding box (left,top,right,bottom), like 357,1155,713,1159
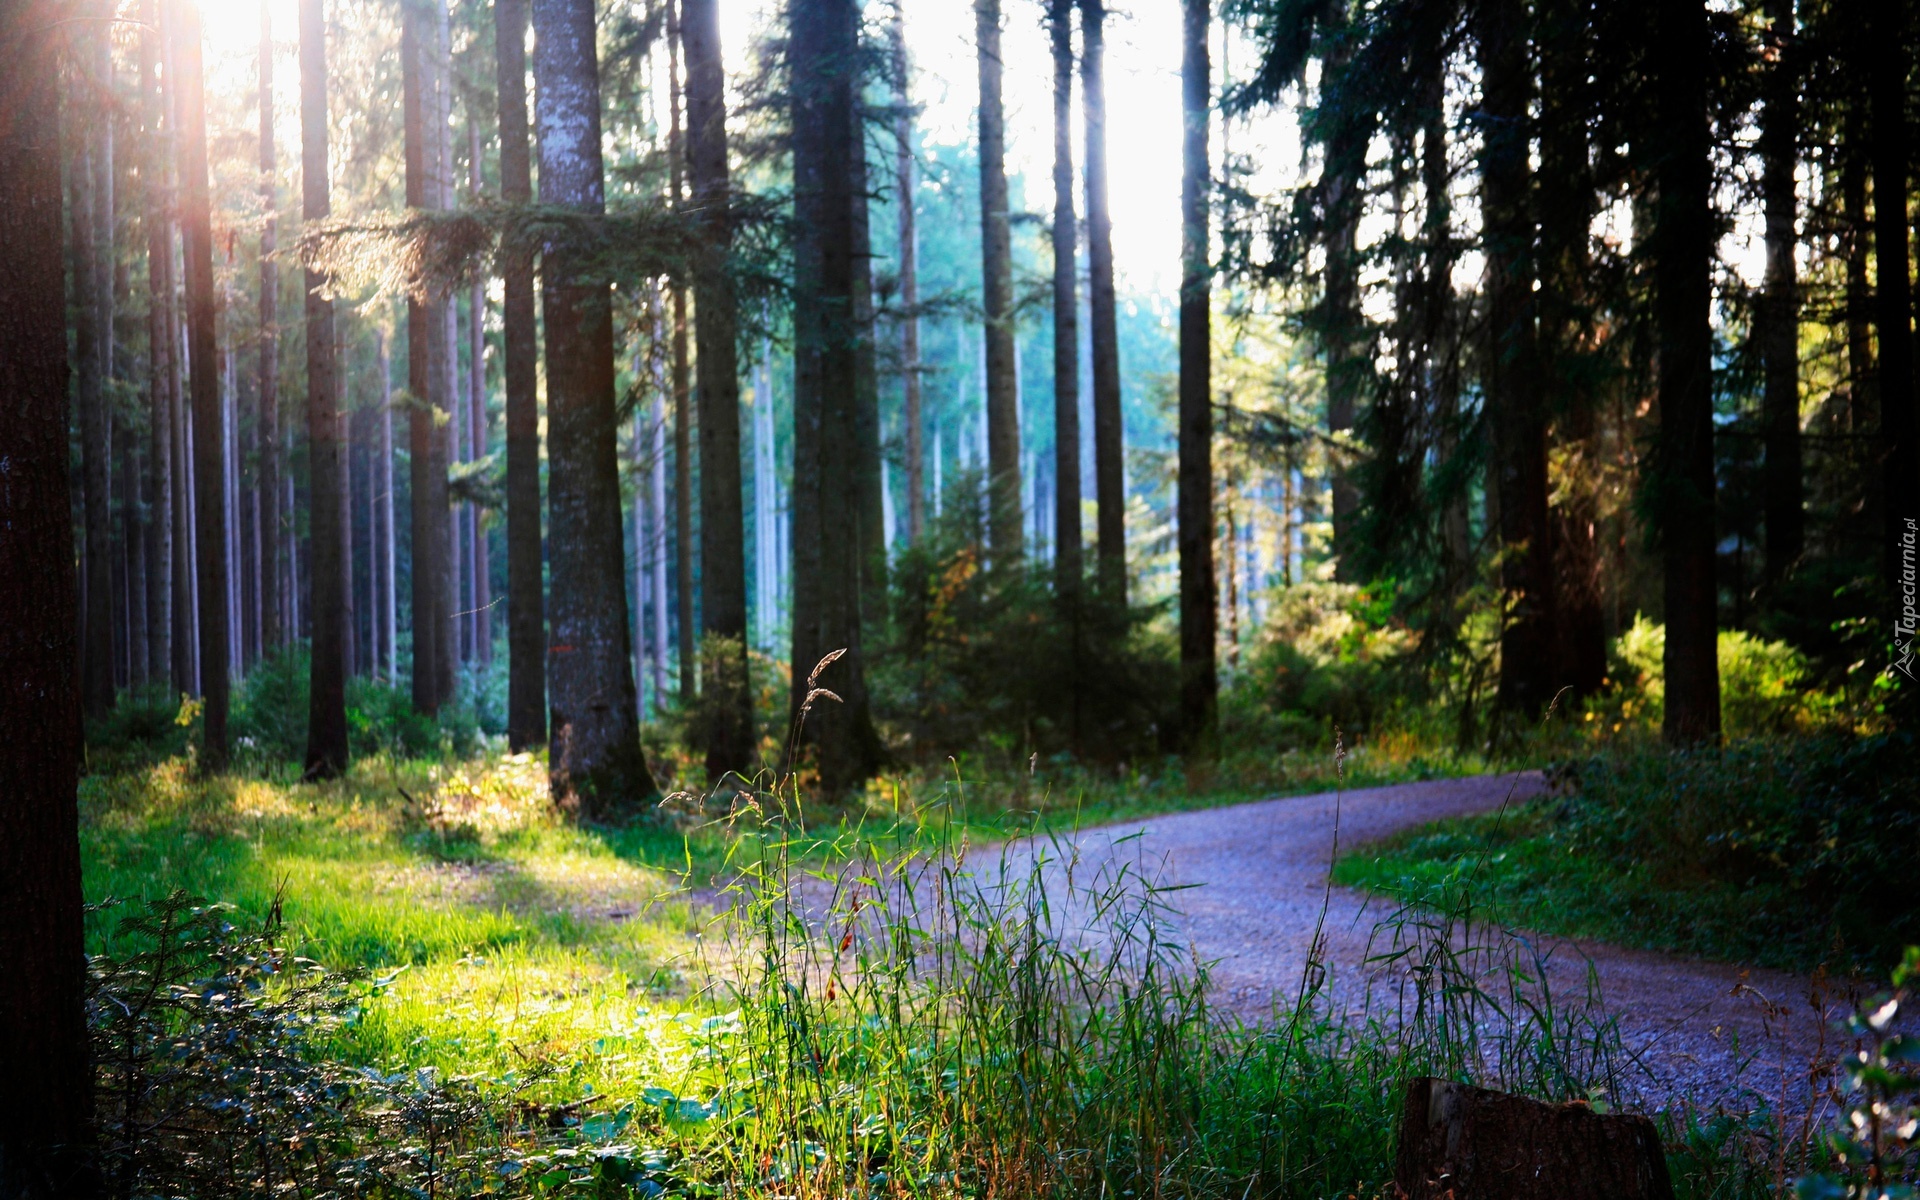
1599,615,1846,737
871,495,1177,764
233,646,450,766
1222,581,1424,748
1550,734,1916,968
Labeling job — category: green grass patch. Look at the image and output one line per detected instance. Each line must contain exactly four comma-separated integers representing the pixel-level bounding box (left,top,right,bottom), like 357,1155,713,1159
1335,733,1919,976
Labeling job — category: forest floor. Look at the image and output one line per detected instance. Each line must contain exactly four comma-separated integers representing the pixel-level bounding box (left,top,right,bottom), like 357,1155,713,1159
1034,772,1861,1112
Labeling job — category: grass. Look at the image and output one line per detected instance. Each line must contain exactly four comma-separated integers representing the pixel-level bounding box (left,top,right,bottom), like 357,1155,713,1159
84,728,1868,1199
1333,733,1920,977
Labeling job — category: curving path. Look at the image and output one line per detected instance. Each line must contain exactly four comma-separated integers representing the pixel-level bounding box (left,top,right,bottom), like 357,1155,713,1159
1035,772,1859,1112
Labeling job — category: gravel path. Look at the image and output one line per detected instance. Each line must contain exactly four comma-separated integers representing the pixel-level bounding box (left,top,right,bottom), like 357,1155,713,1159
1035,772,1859,1111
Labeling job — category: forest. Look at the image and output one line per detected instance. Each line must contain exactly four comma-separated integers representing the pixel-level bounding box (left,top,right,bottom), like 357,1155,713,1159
0,0,1917,1193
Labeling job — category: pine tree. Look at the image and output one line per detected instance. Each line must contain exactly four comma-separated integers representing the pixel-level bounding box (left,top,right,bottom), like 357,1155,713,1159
789,0,885,793
0,0,95,1184
682,0,754,778
974,0,1022,559
495,0,546,750
1177,0,1215,744
301,0,347,777
533,0,660,812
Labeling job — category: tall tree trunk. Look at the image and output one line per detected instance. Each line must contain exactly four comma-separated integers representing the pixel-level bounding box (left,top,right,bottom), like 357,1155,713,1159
1841,114,1875,436
975,0,1022,558
1322,35,1363,580
495,0,544,748
1177,0,1215,745
1869,0,1915,677
1652,0,1719,744
1050,0,1082,593
850,75,887,619
790,0,885,793
649,303,671,711
466,118,491,667
1759,0,1803,584
1080,0,1124,598
667,5,695,705
533,0,659,813
161,0,194,696
179,0,231,767
143,6,173,686
891,2,923,544
379,330,398,681
1535,0,1604,699
73,38,115,722
403,0,453,715
0,0,94,1181
1478,0,1555,719
258,0,282,654
301,0,347,776
682,0,753,777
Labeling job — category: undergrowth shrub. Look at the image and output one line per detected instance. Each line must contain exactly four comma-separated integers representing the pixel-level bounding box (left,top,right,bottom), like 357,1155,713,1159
872,493,1176,764
1221,581,1424,749
232,647,460,766
1558,733,1919,968
1597,616,1849,737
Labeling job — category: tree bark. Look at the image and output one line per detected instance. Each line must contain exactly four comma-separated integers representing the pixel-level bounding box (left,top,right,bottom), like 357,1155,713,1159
975,0,1022,559
1652,0,1719,745
467,118,490,667
258,0,282,654
533,0,660,813
179,0,231,767
1322,34,1363,581
496,0,545,749
73,33,116,722
850,73,887,621
681,0,754,777
1535,0,1604,700
1478,0,1556,719
403,0,453,715
300,0,347,776
1177,0,1215,746
891,2,923,544
1841,113,1875,436
1868,0,1915,665
1760,0,1803,585
790,0,885,793
1050,0,1081,593
1080,0,1123,599
143,3,173,687
667,5,696,706
0,0,95,1183
1394,1078,1675,1200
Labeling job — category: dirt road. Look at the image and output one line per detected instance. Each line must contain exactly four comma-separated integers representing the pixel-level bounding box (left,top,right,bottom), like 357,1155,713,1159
1040,772,1857,1111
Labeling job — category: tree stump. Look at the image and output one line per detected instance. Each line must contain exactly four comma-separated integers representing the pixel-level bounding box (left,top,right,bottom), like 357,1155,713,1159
1391,1077,1674,1200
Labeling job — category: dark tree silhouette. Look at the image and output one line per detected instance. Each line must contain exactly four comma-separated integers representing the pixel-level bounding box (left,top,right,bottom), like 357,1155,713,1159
682,0,754,778
1478,0,1556,718
1759,0,1803,584
0,0,95,1188
1080,0,1124,598
180,0,231,768
533,0,660,813
73,17,115,722
302,0,347,777
1177,0,1215,744
1652,0,1720,744
1050,0,1081,593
